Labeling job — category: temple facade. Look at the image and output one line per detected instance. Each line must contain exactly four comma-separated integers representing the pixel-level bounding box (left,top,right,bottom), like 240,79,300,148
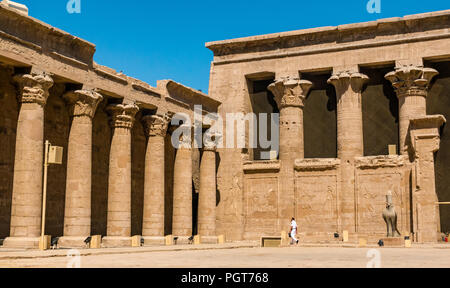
207,10,450,243
1,3,450,249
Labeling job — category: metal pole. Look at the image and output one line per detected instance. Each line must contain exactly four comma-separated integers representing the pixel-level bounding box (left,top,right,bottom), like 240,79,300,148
40,140,50,250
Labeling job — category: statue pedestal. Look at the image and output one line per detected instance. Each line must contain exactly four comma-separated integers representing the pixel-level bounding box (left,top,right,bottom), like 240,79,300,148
381,237,404,247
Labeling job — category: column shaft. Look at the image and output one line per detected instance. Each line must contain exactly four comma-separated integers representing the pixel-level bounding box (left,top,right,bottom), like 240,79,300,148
198,148,216,236
172,130,193,238
103,103,138,247
268,77,312,230
60,89,102,247
328,71,368,233
5,72,53,249
142,114,170,243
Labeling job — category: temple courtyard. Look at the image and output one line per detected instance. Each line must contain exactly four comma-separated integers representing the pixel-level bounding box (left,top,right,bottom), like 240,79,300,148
1,244,450,268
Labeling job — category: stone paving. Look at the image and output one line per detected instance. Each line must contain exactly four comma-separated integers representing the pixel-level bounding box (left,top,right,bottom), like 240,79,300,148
1,243,450,268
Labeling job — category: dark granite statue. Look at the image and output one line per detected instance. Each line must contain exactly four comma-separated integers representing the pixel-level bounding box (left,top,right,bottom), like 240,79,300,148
382,191,401,237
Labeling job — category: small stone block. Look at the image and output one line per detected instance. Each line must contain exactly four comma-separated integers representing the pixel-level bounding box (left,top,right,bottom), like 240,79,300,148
194,235,201,245
405,239,412,248
261,237,282,247
359,238,367,247
131,235,142,247
389,145,397,155
218,235,225,244
381,237,404,247
39,235,51,250
165,235,173,246
90,235,102,249
343,230,349,242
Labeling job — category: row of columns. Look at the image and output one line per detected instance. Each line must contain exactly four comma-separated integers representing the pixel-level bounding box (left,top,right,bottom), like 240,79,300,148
267,64,442,235
4,70,218,248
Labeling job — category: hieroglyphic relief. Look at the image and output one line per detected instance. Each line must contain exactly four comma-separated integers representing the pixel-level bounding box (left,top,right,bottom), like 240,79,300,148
295,175,338,233
244,176,278,234
357,173,402,234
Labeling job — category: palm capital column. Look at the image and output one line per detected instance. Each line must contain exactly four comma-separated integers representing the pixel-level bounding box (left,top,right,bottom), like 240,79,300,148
328,71,368,233
328,71,368,159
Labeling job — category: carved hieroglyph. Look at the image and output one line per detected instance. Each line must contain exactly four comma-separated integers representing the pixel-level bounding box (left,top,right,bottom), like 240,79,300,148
295,175,338,233
244,176,278,237
357,173,403,234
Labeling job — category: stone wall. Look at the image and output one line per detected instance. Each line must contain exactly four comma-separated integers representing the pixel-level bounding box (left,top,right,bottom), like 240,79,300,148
427,61,450,233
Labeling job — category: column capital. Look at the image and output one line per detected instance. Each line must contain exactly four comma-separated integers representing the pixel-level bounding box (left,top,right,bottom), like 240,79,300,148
107,103,139,129
203,131,221,152
13,72,54,106
327,71,368,95
142,113,171,137
64,89,103,118
268,76,312,109
385,65,438,98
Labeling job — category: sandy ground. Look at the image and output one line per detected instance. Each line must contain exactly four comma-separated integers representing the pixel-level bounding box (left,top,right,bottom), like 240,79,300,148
1,246,450,268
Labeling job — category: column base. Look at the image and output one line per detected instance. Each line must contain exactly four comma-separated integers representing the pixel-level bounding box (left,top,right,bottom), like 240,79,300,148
200,236,219,244
173,236,194,245
3,237,39,249
102,236,131,248
142,236,165,246
58,236,91,249
380,237,404,247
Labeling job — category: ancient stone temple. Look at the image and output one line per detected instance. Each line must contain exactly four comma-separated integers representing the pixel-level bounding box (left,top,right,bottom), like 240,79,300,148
206,10,450,244
1,2,450,249
0,4,220,248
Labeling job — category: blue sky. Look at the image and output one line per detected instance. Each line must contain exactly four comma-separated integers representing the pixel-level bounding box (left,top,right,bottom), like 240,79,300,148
20,0,450,93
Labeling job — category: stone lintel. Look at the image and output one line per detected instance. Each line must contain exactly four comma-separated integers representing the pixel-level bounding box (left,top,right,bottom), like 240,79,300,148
0,4,95,65
243,160,280,174
294,158,340,171
354,155,407,169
